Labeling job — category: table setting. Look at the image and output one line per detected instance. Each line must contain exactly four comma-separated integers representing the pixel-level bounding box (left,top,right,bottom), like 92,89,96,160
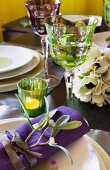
0,0,110,170
0,107,109,170
0,45,44,92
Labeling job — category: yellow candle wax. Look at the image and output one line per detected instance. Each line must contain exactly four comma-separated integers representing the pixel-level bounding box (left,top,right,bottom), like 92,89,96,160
25,97,40,109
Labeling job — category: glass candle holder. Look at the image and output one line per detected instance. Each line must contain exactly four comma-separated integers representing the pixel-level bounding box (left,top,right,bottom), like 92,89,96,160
17,77,48,117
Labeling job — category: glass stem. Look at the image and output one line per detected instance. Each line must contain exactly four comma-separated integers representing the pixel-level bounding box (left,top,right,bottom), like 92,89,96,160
64,71,74,107
41,35,49,78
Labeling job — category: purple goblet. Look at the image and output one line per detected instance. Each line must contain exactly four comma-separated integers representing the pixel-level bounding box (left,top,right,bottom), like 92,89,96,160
25,0,61,88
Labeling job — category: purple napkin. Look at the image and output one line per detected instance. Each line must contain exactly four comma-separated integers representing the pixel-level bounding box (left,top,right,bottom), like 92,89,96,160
0,106,90,170
107,41,110,48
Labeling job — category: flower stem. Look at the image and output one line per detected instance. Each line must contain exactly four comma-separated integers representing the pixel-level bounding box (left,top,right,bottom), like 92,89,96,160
25,129,36,142
15,94,34,130
30,126,49,148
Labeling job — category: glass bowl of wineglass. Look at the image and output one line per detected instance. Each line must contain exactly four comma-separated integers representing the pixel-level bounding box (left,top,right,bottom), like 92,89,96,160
45,15,98,106
25,0,61,88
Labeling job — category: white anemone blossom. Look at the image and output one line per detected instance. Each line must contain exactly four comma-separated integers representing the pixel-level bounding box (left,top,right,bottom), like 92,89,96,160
72,47,110,107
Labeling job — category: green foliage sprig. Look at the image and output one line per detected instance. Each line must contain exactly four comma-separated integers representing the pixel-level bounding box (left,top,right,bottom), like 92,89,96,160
105,36,110,42
16,95,82,165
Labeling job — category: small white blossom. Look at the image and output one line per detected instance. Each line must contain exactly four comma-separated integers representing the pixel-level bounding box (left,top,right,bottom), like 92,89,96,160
73,47,110,107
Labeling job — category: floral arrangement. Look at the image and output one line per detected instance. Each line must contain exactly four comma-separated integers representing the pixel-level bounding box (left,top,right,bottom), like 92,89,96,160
73,47,110,107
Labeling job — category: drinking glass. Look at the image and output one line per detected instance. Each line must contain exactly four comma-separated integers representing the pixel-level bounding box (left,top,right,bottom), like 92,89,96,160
25,0,61,88
45,15,98,106
104,0,110,28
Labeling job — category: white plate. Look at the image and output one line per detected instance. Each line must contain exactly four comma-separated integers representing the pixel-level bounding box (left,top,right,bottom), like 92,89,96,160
0,58,44,92
0,51,40,80
62,15,102,27
0,45,34,73
85,135,110,170
0,118,101,170
93,31,110,48
62,15,89,23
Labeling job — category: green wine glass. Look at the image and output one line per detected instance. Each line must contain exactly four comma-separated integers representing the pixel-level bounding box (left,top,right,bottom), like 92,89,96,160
104,0,110,28
45,15,98,106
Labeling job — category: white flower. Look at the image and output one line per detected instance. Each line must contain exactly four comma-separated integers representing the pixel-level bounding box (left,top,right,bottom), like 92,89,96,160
73,76,91,100
73,47,110,107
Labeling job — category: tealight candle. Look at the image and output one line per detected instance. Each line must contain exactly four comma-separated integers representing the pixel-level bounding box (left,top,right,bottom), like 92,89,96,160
17,78,48,117
25,97,40,110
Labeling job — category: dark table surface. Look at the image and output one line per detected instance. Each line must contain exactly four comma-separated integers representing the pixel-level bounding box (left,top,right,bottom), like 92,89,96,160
0,30,110,156
2,16,31,33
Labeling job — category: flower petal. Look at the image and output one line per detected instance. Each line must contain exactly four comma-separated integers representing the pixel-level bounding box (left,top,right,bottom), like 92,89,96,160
90,47,102,59
91,95,104,107
103,94,110,105
103,68,110,82
81,76,97,86
73,86,92,102
96,65,109,74
92,79,102,95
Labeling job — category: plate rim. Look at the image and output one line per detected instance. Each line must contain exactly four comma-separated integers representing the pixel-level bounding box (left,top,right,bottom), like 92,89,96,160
0,51,40,80
0,58,44,92
62,14,102,27
85,135,110,170
93,31,110,48
0,45,35,73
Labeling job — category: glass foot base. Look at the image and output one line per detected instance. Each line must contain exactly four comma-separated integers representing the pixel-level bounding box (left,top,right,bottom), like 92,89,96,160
41,74,61,89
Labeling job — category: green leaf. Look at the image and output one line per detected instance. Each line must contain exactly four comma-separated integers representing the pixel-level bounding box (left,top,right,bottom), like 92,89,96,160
45,96,57,119
44,96,50,123
51,127,59,137
105,36,110,42
33,114,49,130
56,115,70,126
44,96,49,115
48,109,58,118
51,115,70,137
15,94,34,130
56,121,82,130
33,105,57,130
33,123,39,129
48,137,73,165
33,110,57,130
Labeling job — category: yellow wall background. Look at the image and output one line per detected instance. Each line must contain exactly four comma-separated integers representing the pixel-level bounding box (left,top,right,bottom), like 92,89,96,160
0,0,27,25
61,0,103,16
0,0,104,41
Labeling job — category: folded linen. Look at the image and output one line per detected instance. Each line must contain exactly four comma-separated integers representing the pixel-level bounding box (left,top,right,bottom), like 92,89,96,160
0,106,90,170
